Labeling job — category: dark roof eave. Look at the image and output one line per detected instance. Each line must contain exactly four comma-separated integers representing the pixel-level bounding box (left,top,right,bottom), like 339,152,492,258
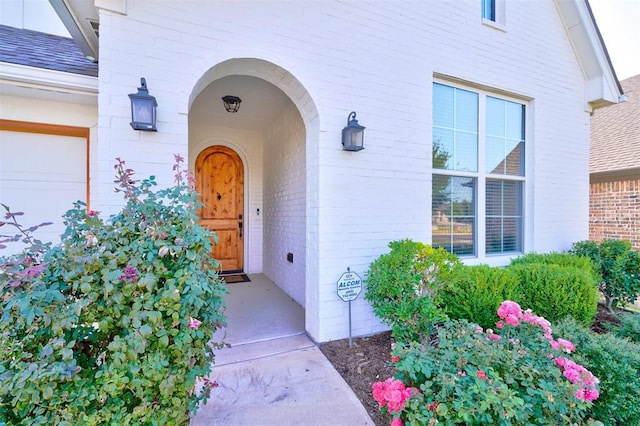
590,167,640,183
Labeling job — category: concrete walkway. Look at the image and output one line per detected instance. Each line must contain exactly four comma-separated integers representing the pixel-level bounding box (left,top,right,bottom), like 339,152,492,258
191,275,374,426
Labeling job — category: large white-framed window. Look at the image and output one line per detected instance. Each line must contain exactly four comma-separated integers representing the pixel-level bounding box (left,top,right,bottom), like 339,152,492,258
432,81,526,259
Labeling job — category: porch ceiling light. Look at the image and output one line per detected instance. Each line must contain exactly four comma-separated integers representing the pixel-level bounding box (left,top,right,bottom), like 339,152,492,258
222,95,242,113
128,78,158,131
342,111,365,151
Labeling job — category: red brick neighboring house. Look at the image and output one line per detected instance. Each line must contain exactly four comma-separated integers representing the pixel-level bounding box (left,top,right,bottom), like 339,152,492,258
590,74,640,249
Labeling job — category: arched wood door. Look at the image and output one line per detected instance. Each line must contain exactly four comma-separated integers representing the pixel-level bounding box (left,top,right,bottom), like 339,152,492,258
195,146,244,272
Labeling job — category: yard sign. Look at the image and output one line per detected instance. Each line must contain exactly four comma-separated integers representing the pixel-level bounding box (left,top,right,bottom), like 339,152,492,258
337,268,362,346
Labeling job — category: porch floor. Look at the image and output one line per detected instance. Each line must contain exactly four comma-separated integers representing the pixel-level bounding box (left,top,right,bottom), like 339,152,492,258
213,273,305,347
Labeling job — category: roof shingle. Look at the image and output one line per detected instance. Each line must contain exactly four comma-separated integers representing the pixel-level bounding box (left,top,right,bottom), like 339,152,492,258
590,74,640,174
0,24,98,78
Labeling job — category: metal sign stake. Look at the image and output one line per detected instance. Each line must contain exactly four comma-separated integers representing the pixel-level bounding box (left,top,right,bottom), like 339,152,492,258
348,300,353,347
337,266,362,349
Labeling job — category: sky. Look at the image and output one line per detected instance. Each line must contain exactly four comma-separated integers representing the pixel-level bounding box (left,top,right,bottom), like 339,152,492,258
590,0,640,80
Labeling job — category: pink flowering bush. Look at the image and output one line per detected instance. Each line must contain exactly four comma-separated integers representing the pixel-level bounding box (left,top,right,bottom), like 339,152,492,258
554,316,640,424
372,301,599,425
0,156,227,424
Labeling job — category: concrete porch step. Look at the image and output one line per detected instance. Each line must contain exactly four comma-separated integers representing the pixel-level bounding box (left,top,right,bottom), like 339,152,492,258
212,332,313,366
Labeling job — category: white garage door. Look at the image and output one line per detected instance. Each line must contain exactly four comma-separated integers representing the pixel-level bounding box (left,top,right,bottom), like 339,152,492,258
1,129,87,254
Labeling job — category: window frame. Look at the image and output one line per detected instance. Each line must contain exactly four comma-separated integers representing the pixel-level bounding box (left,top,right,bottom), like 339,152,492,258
432,79,528,264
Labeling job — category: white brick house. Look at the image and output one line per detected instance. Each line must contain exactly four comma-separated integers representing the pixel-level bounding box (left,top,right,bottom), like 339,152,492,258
0,0,622,342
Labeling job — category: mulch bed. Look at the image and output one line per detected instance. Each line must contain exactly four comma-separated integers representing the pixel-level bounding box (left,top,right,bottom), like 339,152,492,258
591,305,622,333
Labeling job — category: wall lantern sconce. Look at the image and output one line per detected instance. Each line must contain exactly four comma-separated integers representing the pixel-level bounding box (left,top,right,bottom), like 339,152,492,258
342,111,365,151
222,95,242,113
128,78,158,131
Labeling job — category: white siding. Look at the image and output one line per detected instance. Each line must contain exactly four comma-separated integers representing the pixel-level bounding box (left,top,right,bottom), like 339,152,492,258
94,0,589,342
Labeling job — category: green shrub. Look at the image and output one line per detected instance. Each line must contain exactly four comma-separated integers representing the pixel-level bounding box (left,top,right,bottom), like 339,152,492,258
508,262,598,326
571,240,640,312
607,312,640,344
0,156,226,424
554,317,640,425
375,301,599,425
510,251,595,271
436,264,520,329
365,240,458,343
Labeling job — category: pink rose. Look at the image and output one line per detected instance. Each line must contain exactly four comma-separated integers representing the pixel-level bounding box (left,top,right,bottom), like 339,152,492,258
584,387,599,402
372,381,386,406
189,317,202,330
557,338,575,353
504,314,520,326
563,368,581,384
497,301,522,319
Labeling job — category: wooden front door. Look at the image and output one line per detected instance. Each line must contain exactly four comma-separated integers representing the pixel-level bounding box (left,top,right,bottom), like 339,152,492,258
195,146,244,272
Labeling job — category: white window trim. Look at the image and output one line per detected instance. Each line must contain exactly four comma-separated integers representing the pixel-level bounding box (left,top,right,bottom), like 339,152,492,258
432,78,529,266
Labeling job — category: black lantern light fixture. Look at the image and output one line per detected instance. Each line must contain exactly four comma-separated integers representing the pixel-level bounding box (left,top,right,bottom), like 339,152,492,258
222,95,242,113
128,78,158,131
341,111,365,151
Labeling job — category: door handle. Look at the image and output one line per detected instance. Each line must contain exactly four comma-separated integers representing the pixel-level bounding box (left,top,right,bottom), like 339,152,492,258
238,221,243,238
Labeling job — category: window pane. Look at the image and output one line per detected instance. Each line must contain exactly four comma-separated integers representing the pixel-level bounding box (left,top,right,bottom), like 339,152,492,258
433,128,453,169
502,218,522,252
486,179,523,254
502,179,522,216
482,0,496,21
486,96,525,176
505,141,524,176
506,102,525,140
486,218,502,253
486,97,504,137
456,131,478,172
433,83,454,128
433,175,476,256
433,83,478,172
486,135,505,174
456,89,479,132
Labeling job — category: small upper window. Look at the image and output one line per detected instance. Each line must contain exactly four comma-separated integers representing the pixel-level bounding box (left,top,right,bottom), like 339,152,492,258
481,0,506,30
482,0,496,21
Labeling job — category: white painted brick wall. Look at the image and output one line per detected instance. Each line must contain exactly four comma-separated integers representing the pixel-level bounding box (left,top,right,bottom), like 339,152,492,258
95,0,591,342
264,105,306,306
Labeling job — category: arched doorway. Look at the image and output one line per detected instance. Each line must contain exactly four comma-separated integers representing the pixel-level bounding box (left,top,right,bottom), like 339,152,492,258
188,57,321,340
195,145,244,272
